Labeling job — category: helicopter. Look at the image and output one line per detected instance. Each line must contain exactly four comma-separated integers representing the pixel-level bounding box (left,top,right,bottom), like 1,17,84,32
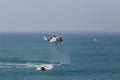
43,35,63,44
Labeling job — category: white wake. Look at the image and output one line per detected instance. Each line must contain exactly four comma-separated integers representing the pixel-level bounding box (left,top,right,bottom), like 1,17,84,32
0,62,62,71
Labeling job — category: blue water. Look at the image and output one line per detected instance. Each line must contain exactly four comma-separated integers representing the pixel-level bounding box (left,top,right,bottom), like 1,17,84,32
0,32,120,80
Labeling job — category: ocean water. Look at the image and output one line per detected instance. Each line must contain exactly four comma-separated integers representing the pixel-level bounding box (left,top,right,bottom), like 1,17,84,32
0,32,120,80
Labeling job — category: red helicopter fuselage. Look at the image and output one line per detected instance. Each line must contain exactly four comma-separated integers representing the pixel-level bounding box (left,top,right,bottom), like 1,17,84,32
44,36,63,43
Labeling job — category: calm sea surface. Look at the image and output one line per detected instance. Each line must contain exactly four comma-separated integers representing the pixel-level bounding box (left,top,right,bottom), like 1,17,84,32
0,32,120,80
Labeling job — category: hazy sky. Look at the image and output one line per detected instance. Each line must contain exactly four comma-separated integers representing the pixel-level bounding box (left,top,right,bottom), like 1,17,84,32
0,0,120,32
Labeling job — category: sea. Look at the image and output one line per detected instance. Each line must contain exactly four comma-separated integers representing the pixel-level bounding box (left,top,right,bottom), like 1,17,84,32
0,32,120,80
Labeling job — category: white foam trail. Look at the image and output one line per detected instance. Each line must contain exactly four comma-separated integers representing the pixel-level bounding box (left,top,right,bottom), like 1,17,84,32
0,62,61,70
0,62,38,68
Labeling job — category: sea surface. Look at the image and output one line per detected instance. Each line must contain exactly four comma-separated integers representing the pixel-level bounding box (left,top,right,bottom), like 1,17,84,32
0,32,120,80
